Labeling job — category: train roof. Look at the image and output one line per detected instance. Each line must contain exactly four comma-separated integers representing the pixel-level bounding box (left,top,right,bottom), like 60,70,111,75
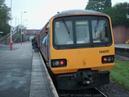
53,10,108,19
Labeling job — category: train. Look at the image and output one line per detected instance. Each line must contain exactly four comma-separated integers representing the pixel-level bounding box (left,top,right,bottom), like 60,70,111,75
35,10,115,90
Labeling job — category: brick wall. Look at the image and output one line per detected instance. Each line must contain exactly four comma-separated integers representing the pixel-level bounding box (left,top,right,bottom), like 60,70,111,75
113,26,129,44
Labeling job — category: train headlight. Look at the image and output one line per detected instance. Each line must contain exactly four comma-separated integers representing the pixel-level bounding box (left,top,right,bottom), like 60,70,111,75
102,55,114,63
51,59,67,67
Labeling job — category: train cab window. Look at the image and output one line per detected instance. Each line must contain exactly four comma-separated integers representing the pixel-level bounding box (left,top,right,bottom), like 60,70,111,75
53,16,112,49
75,21,90,44
91,19,110,43
54,21,73,45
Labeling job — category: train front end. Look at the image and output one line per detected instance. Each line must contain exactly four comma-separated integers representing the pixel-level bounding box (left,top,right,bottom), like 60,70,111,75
49,10,115,90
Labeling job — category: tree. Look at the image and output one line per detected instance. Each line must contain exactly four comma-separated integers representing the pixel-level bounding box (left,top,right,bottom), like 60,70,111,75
103,2,129,27
86,0,112,12
0,0,10,37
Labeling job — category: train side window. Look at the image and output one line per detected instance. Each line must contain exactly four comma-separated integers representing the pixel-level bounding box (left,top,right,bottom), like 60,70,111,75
45,35,48,46
42,35,48,46
41,22,50,46
42,36,46,44
41,34,46,44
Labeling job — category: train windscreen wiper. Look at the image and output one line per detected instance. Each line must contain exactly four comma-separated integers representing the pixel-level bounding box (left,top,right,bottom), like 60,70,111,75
62,18,70,34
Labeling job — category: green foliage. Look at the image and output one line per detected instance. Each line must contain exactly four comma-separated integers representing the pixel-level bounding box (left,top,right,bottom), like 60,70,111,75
86,1,129,27
86,0,111,12
0,0,10,36
103,2,129,27
111,60,129,90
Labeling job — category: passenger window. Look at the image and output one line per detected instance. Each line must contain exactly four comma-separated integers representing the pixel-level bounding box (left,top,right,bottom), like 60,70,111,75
42,35,48,46
41,23,49,46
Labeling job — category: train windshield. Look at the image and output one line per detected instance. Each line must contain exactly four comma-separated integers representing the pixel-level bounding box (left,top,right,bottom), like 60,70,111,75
53,16,112,49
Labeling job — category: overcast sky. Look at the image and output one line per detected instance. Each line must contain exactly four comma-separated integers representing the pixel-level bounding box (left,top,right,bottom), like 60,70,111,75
5,0,129,29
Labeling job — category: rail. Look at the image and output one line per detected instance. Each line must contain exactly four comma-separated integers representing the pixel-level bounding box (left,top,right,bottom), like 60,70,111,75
58,88,107,97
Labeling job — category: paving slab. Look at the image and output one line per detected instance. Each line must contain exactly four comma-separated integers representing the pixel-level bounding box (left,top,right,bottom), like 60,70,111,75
29,52,54,97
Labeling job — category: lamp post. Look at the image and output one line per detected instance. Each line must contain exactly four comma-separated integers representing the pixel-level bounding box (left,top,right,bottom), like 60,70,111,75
126,6,129,19
9,0,13,50
20,11,27,44
0,32,3,47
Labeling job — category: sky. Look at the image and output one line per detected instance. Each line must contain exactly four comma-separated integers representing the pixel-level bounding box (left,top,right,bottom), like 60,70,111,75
5,0,129,29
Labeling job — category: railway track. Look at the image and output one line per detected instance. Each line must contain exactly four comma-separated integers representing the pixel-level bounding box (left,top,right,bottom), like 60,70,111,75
115,48,129,60
58,88,107,97
115,48,129,58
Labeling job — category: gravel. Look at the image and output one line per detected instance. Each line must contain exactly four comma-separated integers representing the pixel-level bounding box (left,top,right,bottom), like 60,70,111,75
99,81,129,97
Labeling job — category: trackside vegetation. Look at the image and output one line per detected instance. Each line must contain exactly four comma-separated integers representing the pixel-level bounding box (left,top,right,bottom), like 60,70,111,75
86,1,129,27
111,60,129,90
0,0,10,37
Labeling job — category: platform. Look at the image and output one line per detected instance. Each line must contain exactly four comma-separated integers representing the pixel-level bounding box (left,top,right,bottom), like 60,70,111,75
29,52,58,97
0,42,58,97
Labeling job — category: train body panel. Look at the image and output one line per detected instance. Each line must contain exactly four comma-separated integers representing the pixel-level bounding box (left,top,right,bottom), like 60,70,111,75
50,46,114,74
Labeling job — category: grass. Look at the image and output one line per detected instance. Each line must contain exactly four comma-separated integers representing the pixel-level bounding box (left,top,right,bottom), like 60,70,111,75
110,60,129,90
